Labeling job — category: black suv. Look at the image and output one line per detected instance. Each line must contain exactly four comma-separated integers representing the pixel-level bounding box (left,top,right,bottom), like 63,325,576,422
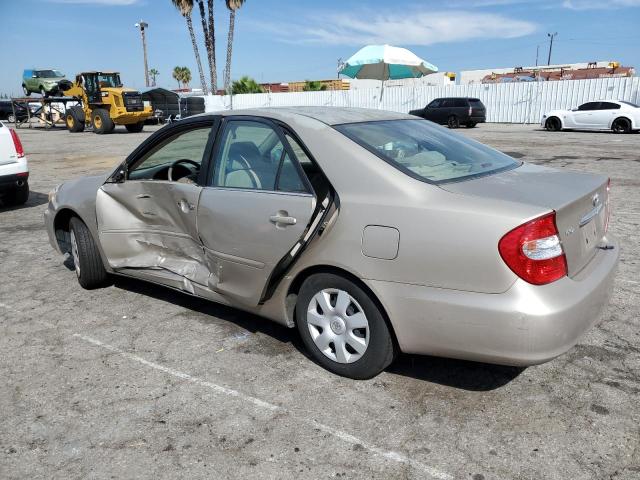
0,101,29,123
409,97,486,128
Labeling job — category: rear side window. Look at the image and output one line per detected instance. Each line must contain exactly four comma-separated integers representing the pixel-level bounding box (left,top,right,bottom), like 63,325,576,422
335,119,519,184
453,98,467,107
469,99,484,107
599,102,620,110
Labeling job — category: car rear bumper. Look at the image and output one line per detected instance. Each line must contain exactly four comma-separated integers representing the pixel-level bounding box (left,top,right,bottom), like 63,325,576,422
369,235,619,366
0,171,29,192
469,115,486,123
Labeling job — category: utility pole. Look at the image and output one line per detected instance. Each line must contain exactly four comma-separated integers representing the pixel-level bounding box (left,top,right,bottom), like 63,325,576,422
535,45,539,66
135,21,150,87
547,32,557,66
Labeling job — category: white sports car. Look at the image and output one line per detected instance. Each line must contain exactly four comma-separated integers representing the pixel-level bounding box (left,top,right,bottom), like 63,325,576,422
542,100,640,133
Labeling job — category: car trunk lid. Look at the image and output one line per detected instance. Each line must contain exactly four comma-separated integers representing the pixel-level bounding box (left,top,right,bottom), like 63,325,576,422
440,163,609,277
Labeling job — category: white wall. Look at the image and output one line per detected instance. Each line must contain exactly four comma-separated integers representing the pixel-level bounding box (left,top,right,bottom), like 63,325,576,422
204,77,640,124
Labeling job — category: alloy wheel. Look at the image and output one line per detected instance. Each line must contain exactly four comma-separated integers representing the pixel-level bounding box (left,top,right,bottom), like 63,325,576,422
306,288,369,364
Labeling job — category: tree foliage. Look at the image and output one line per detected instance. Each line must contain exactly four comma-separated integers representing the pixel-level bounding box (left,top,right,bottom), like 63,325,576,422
231,76,263,94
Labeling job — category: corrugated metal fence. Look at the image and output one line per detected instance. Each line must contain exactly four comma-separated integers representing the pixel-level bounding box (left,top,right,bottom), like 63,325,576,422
204,77,640,124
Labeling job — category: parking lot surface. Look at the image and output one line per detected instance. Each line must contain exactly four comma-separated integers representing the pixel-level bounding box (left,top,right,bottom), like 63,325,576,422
1,123,639,480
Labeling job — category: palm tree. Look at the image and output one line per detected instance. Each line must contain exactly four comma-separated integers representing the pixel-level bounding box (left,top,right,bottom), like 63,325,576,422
196,0,216,93
172,66,183,89
181,67,192,88
149,68,159,87
224,0,246,94
171,0,209,94
231,76,263,94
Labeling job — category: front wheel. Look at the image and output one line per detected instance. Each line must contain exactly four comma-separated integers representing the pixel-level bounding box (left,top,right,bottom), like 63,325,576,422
447,115,459,128
545,117,562,132
69,217,109,289
296,273,396,379
91,108,114,134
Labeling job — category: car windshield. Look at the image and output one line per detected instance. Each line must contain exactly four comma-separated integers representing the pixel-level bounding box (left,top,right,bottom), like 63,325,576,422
335,119,519,184
36,70,64,78
619,101,638,108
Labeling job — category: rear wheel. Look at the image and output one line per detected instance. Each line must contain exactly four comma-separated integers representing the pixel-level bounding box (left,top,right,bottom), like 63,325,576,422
2,181,29,206
612,117,631,134
7,113,16,123
91,108,114,134
40,87,47,98
69,217,108,289
125,121,145,133
22,85,30,97
296,273,396,379
447,115,459,129
545,117,562,132
66,106,85,132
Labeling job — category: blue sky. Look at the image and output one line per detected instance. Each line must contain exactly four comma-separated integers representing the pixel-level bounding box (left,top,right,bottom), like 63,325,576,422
1,0,639,95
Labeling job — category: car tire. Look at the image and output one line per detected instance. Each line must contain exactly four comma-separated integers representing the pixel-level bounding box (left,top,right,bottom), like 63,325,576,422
7,113,16,123
545,117,562,132
466,122,477,128
66,106,85,133
447,115,459,129
40,87,48,98
125,122,144,133
69,217,109,289
22,85,30,97
296,273,396,379
3,181,29,206
612,118,631,134
91,108,114,134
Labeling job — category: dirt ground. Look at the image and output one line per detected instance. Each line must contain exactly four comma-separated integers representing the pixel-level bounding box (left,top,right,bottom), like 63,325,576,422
1,121,639,480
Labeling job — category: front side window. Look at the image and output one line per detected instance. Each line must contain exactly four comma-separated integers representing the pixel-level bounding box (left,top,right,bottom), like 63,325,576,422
129,126,212,181
335,119,519,184
212,120,307,192
578,102,599,111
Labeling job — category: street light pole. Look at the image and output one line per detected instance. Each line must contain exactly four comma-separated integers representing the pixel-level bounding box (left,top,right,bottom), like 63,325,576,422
135,21,150,87
547,32,557,66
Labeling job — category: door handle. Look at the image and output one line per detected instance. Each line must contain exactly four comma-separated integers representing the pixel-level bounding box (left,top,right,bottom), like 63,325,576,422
269,212,297,226
136,193,151,199
177,199,195,212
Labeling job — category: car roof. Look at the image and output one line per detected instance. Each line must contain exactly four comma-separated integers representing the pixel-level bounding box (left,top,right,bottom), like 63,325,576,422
210,107,414,126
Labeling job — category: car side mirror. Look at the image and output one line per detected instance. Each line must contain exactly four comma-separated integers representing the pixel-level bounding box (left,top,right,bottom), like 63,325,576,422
111,165,127,183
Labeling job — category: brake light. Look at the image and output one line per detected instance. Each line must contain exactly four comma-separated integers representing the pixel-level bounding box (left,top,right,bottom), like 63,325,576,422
498,212,567,285
9,129,24,158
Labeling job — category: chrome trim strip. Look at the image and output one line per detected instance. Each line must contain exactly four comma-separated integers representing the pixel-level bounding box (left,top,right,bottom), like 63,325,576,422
579,203,603,227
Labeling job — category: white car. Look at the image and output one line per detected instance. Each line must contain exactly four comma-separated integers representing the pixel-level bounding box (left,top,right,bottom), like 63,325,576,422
542,100,640,133
0,121,29,206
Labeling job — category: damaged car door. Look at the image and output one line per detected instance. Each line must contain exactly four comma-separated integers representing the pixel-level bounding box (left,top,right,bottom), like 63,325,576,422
96,121,215,290
197,118,316,305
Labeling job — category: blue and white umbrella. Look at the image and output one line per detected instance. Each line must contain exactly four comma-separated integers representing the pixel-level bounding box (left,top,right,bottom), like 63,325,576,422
339,44,438,81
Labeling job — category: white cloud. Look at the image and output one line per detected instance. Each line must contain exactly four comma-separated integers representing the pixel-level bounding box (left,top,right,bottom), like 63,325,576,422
562,0,640,9
256,10,537,46
48,0,140,5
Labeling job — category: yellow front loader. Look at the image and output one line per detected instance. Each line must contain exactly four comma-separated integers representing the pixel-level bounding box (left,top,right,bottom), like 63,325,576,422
61,71,152,134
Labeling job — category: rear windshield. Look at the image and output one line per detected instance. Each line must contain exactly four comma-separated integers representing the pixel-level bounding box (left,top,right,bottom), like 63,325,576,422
335,119,519,184
619,101,638,108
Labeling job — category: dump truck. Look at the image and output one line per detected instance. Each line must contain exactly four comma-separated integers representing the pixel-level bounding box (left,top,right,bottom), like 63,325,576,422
60,71,152,134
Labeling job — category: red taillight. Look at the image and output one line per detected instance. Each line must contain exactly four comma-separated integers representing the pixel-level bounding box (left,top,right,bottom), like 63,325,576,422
498,212,567,285
9,129,24,158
